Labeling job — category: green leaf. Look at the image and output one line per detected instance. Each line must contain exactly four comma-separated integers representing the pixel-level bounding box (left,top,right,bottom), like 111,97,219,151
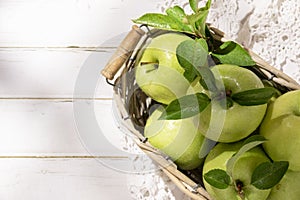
232,87,278,106
176,39,209,82
183,67,198,83
199,0,211,11
159,93,211,120
133,0,211,37
251,161,289,190
166,6,193,32
198,66,218,92
132,13,193,33
204,169,231,189
242,135,266,145
195,0,211,37
212,41,256,66
189,0,211,13
166,6,186,21
196,38,209,52
226,135,266,177
225,96,234,109
186,10,209,38
189,0,199,13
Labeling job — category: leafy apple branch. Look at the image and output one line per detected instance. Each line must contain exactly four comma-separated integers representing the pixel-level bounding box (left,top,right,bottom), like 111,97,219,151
133,0,211,38
133,0,279,120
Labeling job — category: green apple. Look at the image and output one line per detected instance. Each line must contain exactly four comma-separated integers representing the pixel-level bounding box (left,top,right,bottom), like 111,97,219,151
259,90,300,171
203,142,271,200
267,170,300,200
144,106,205,170
135,33,192,105
196,64,267,143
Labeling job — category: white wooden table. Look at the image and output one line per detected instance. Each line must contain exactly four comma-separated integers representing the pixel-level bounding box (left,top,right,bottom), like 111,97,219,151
1,0,299,199
0,1,172,199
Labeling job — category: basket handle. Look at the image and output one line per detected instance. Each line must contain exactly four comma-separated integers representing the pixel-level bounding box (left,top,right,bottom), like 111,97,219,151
101,25,145,80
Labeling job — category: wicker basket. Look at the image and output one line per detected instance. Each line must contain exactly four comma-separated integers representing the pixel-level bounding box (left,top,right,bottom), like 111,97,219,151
101,24,300,200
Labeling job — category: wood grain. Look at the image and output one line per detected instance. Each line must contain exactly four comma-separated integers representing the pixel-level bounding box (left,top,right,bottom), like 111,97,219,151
0,100,129,155
0,0,160,47
0,158,133,200
0,49,114,98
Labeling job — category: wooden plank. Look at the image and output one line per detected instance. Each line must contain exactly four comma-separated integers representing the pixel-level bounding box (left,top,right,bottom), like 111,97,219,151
0,157,189,200
0,49,116,98
0,99,136,156
0,158,133,200
0,0,161,47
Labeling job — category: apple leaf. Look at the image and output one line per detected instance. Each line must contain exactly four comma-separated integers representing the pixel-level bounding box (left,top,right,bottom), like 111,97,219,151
242,135,266,145
159,93,211,120
132,13,193,33
204,169,231,189
251,161,289,190
189,0,199,13
196,38,209,52
196,0,211,37
212,41,256,66
166,6,193,32
186,10,209,38
232,87,278,106
225,96,234,109
226,135,266,177
199,0,212,12
166,6,186,21
133,1,211,37
185,0,211,37
198,66,218,92
183,66,198,83
176,39,209,82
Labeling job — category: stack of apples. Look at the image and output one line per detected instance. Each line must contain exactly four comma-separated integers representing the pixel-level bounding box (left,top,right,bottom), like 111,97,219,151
133,32,300,200
128,0,300,199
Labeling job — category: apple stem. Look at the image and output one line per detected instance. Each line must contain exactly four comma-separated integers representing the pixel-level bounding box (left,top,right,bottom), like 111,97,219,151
235,180,245,200
226,89,232,97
